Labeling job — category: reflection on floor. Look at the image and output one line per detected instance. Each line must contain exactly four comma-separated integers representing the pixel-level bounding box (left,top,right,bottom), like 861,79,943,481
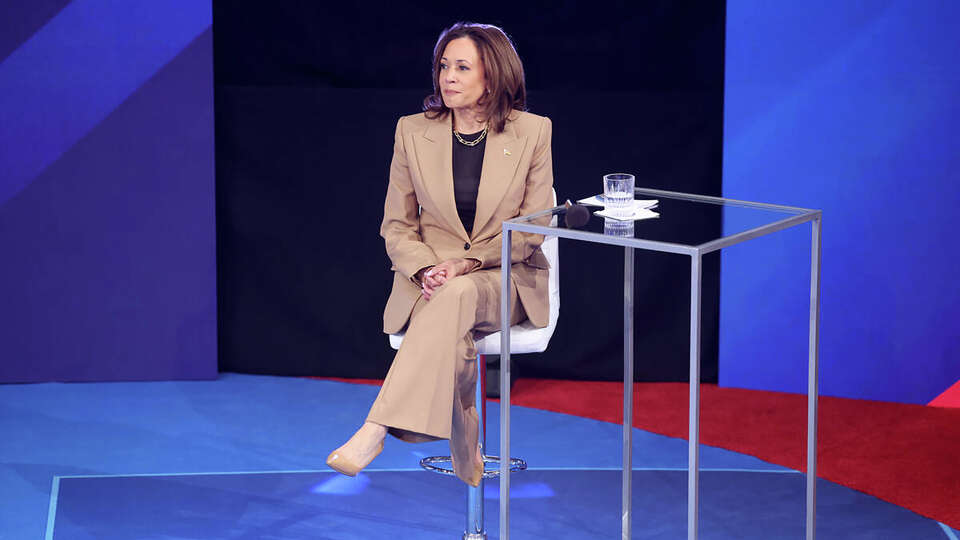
52,470,949,539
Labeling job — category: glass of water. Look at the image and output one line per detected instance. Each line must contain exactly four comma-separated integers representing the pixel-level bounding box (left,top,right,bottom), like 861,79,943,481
603,173,635,217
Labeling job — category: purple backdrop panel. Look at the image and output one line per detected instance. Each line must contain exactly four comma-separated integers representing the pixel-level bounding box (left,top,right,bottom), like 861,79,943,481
0,29,215,383
0,1,71,62
0,0,212,208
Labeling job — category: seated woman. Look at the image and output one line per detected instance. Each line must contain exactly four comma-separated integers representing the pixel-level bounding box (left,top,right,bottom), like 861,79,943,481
326,21,554,487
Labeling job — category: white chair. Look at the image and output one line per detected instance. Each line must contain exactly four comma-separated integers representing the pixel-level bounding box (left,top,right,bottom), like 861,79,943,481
387,191,560,540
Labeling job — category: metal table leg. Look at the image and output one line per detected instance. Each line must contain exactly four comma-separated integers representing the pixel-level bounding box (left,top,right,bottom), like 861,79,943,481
623,246,634,539
806,217,822,540
499,228,512,540
688,253,702,540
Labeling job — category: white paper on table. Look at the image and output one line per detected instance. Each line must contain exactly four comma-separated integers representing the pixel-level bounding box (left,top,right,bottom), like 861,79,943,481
578,195,658,210
594,207,660,221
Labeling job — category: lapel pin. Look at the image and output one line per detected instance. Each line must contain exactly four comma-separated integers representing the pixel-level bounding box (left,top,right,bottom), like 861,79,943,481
503,148,511,156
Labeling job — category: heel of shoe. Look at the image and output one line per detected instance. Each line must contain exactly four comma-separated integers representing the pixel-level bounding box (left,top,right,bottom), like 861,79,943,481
452,448,485,487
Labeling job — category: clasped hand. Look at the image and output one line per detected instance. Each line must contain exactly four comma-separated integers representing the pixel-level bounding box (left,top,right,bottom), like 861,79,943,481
418,258,479,301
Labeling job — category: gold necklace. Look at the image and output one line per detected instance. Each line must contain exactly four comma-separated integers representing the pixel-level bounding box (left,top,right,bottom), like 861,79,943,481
453,124,488,147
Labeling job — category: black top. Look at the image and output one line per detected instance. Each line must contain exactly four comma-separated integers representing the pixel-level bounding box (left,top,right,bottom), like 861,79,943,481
452,130,486,236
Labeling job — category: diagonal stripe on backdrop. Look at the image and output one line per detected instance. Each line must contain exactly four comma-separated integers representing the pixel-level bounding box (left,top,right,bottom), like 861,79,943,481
0,0,211,209
0,1,73,63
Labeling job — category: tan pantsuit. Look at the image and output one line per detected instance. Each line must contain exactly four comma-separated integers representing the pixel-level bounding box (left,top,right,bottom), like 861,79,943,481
370,110,554,485
367,271,525,483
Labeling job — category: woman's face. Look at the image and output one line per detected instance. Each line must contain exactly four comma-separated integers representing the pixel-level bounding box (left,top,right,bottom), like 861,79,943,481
439,37,487,113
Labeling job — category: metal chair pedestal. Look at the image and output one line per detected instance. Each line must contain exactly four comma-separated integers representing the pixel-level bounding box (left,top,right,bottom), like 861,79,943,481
417,355,526,539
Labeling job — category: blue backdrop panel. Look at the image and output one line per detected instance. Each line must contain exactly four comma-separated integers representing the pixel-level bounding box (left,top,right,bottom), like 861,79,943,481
721,1,960,403
0,2,215,382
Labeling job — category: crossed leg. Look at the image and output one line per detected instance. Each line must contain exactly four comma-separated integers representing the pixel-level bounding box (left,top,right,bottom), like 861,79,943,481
328,269,524,486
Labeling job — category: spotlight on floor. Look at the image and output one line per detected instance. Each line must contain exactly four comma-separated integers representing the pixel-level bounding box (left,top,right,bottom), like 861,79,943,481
311,473,371,495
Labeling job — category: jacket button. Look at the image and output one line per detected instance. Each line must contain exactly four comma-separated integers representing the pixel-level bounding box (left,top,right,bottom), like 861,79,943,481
463,242,471,250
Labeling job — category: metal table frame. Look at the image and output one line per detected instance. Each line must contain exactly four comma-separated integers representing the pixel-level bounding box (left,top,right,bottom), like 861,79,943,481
499,187,822,540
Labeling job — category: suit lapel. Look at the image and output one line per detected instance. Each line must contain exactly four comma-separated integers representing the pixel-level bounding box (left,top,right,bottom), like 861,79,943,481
472,120,527,238
411,115,469,241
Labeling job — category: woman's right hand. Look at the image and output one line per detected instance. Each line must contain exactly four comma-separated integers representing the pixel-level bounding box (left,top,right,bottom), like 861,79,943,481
420,258,479,300
418,266,446,301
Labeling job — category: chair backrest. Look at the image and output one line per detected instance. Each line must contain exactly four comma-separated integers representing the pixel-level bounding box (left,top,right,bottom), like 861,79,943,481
542,190,560,334
472,188,559,355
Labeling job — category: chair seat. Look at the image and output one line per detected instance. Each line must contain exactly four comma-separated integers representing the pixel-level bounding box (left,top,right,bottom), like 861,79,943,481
388,316,556,355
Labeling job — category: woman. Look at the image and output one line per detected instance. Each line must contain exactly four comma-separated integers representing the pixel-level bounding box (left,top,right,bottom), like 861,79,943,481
326,22,554,487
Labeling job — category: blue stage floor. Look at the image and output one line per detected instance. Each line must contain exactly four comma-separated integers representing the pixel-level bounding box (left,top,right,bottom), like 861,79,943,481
1,373,956,539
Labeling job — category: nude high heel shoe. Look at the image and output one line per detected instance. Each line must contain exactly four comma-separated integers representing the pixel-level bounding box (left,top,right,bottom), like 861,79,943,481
327,422,386,476
326,440,384,477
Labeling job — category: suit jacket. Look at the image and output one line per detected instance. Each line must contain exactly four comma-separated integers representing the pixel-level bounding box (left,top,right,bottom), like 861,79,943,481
380,109,555,334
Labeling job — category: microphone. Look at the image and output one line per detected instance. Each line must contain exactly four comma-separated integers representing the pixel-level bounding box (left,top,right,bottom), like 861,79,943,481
563,199,591,228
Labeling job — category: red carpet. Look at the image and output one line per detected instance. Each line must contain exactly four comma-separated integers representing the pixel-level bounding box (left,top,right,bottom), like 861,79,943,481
312,377,960,529
507,379,960,530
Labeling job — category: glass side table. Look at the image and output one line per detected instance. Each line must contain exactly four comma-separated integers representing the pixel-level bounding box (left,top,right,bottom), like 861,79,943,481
498,187,822,540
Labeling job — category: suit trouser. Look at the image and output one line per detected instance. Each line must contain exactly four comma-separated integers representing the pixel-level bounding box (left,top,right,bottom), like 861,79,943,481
367,268,525,485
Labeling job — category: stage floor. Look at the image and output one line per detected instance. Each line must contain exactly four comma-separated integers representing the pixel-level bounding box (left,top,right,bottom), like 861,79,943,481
1,373,956,539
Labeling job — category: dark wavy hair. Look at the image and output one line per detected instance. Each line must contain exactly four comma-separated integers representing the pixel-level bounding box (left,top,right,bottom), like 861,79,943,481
423,22,527,133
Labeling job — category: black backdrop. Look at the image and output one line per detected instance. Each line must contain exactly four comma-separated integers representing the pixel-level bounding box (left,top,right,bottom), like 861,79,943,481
214,1,725,382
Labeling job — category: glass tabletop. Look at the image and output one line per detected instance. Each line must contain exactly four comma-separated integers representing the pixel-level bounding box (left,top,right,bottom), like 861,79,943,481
506,187,819,254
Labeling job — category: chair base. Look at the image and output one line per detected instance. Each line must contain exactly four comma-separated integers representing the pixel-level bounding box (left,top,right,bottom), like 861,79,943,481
463,533,486,540
419,454,528,478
